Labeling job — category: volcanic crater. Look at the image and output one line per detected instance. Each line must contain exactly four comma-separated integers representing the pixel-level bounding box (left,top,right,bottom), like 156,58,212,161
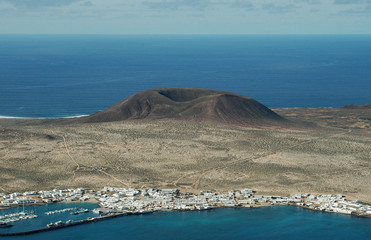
78,88,288,127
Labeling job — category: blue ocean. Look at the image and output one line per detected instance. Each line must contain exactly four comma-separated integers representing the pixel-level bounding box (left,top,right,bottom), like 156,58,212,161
1,204,370,240
1,35,371,239
0,35,370,118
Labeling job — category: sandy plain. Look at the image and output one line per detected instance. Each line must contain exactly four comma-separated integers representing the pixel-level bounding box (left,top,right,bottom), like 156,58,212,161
0,107,370,201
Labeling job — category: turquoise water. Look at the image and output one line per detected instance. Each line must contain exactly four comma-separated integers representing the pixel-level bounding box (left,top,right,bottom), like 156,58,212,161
1,205,370,240
0,35,370,118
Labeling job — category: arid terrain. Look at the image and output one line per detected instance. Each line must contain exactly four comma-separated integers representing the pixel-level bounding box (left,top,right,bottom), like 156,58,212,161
0,89,370,201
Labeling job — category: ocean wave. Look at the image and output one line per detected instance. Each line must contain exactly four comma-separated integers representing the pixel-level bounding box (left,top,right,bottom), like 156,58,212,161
60,115,89,119
0,115,27,119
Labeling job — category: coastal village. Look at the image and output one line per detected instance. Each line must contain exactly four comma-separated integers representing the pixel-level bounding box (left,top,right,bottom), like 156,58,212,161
1,187,371,233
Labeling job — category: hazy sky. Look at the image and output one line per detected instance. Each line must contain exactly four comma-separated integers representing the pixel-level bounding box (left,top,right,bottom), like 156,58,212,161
1,0,371,34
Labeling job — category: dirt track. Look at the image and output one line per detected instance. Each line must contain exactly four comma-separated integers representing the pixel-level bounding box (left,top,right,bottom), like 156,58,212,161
0,107,370,201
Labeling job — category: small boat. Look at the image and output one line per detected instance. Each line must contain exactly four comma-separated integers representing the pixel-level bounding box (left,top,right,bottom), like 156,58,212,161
46,222,54,228
71,208,89,215
66,220,73,225
0,222,13,228
46,221,65,228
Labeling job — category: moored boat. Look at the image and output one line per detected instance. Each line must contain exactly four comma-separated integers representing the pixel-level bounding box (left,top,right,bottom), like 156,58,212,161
0,222,13,228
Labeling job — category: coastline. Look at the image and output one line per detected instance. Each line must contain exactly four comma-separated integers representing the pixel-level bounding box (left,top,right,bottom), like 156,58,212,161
0,202,369,237
1,105,370,236
1,104,370,122
1,187,370,236
0,105,368,120
0,115,89,120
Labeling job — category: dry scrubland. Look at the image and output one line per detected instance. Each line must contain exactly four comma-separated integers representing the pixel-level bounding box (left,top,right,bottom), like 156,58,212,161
0,107,370,201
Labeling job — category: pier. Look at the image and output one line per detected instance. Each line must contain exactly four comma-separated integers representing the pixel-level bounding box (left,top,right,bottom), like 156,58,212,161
0,212,128,236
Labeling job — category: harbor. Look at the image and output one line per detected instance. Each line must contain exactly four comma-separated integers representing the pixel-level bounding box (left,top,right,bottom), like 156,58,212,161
0,212,127,236
1,187,370,236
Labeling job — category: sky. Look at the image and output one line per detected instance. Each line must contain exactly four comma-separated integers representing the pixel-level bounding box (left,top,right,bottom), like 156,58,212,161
0,0,371,34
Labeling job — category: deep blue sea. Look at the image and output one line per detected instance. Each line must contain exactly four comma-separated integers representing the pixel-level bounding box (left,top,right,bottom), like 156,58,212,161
0,35,370,118
1,205,370,240
0,36,371,238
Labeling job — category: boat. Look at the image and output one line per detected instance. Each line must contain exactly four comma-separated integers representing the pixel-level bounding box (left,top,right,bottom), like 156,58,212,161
0,222,13,228
66,220,75,225
46,221,65,229
71,208,89,215
46,223,54,228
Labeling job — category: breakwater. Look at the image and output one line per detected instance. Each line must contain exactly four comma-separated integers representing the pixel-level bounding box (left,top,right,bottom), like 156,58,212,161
0,212,128,236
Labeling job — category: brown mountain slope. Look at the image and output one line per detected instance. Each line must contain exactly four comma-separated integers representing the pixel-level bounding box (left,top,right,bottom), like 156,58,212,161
76,88,289,127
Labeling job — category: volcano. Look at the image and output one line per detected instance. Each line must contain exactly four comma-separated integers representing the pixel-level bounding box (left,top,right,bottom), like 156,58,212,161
77,88,288,127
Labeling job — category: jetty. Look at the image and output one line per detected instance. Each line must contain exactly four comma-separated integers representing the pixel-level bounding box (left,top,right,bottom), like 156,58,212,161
0,212,127,236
